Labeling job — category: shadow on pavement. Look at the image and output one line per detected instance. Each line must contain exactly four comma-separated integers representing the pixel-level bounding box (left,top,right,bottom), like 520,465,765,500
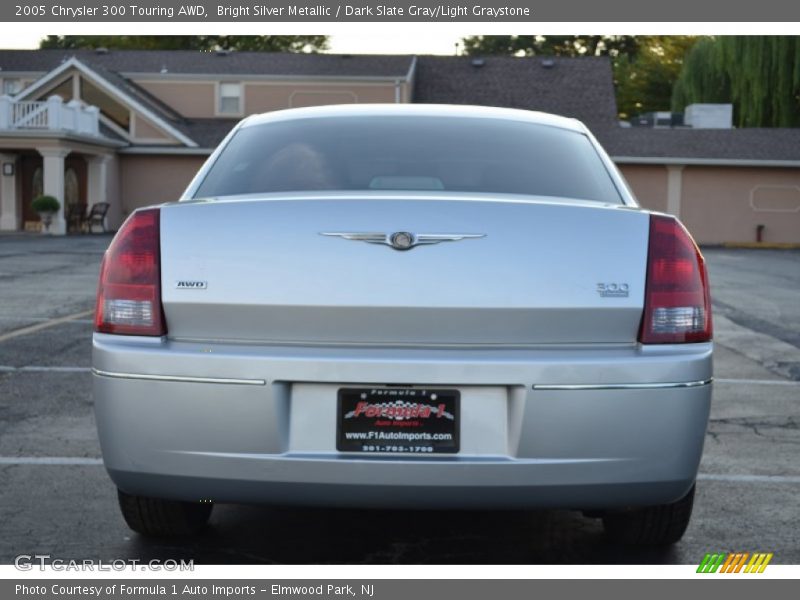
123,505,679,565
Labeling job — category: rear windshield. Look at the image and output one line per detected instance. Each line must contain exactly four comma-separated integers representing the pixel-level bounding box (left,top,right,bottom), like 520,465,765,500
193,116,622,203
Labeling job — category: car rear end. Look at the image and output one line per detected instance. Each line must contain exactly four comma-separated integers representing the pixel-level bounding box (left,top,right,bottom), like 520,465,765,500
92,106,712,541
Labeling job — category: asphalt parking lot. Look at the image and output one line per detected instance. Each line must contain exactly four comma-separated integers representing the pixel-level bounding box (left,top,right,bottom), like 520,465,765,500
0,234,798,565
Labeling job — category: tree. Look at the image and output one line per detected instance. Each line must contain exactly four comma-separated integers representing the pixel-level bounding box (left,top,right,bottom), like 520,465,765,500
39,35,329,53
461,35,697,119
614,36,698,119
672,36,800,127
461,35,638,58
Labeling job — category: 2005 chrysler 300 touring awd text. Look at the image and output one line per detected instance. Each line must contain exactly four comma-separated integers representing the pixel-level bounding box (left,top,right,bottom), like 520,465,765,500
92,105,712,545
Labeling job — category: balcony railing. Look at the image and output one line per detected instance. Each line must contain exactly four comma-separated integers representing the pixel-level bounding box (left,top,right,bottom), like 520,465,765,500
0,95,100,136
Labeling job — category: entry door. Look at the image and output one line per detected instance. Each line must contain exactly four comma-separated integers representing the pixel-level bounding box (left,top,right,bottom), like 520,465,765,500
20,155,43,225
64,156,87,232
19,155,87,229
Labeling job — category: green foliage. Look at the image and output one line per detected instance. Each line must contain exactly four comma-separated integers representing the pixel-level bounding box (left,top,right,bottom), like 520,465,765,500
39,35,330,53
461,35,638,58
31,195,60,213
461,35,698,119
672,36,800,127
614,36,698,118
671,39,731,111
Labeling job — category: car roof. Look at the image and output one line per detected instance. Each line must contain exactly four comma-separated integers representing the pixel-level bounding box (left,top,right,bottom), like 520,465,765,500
240,104,588,134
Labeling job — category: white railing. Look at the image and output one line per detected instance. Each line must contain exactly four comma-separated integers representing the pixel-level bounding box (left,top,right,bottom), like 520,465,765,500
11,101,49,128
0,95,100,136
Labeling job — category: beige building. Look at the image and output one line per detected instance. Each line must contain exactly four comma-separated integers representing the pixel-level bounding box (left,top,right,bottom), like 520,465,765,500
1,49,798,243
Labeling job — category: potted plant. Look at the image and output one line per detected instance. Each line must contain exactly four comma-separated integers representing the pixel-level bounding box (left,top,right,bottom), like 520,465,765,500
31,195,60,234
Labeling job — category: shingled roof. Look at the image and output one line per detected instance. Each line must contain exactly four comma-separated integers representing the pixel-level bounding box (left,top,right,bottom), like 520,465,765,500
414,54,800,163
414,55,619,131
596,126,800,162
175,118,239,148
0,49,414,78
3,49,799,160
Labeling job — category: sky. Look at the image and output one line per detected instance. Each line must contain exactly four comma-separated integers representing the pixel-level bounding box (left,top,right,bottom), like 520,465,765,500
7,26,795,54
1,31,467,55
331,33,464,55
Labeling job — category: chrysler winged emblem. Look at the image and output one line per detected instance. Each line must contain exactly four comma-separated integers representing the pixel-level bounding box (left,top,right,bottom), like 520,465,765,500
320,231,486,251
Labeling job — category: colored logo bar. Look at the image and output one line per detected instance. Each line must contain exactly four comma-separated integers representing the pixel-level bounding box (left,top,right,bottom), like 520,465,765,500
697,552,773,573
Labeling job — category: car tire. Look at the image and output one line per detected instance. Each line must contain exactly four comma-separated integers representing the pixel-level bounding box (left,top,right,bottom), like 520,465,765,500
602,484,695,546
117,489,213,537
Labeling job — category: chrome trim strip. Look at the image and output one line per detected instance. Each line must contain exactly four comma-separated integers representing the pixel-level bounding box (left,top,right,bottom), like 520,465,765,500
91,369,711,390
532,378,713,391
91,368,266,386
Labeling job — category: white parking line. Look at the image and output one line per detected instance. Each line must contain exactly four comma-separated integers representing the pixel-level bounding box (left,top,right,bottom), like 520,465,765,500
0,316,93,324
716,378,800,386
0,457,103,465
0,366,91,373
0,309,94,343
0,457,798,484
697,474,800,484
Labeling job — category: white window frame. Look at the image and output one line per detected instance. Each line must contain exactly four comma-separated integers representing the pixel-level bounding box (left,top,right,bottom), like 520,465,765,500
216,82,243,116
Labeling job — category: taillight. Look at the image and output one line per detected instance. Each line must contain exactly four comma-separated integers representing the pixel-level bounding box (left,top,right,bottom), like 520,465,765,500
639,214,712,344
94,208,165,336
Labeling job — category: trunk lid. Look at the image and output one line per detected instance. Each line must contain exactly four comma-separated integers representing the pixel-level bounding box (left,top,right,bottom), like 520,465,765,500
159,195,649,345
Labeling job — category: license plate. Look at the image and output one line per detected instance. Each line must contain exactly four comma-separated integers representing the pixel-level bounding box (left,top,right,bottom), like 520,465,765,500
337,388,460,454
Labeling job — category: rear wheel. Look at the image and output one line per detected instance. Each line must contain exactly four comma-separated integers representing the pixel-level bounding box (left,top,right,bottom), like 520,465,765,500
602,484,695,545
117,489,213,537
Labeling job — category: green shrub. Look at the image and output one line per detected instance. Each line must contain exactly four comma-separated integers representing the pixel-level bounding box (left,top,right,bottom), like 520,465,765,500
31,195,60,213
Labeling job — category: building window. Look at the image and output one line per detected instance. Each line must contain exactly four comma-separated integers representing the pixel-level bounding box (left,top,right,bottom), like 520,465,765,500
3,78,24,95
218,82,242,115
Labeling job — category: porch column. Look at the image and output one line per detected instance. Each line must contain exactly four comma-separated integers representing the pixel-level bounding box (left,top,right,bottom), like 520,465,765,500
666,165,685,218
87,155,110,231
37,147,70,235
0,153,19,231
0,96,12,129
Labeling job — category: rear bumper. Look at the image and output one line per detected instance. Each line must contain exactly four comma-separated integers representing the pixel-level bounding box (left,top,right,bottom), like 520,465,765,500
93,335,712,509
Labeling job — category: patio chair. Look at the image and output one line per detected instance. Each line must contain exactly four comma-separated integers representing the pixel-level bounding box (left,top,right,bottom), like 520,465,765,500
86,202,110,233
66,203,87,234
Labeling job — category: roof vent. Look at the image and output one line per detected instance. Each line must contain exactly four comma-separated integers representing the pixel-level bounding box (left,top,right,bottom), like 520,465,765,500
341,54,352,59
471,58,485,68
160,65,168,74
541,58,555,69
216,49,230,56
95,47,109,55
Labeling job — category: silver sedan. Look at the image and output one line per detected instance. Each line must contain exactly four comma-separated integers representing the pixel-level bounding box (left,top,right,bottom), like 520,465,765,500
93,105,712,544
